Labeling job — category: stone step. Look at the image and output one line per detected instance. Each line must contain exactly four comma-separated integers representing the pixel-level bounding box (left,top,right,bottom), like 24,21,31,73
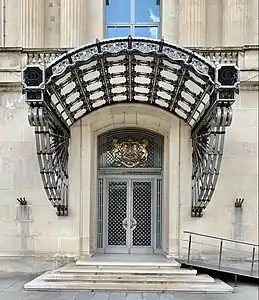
43,273,214,283
24,273,233,293
58,265,197,275
76,257,181,268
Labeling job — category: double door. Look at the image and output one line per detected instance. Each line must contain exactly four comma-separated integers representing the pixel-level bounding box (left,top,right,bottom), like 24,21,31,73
106,178,153,254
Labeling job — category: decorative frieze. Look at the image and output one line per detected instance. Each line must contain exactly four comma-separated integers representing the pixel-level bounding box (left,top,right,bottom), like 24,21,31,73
26,48,240,67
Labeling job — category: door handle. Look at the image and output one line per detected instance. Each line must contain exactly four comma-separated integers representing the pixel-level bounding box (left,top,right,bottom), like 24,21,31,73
130,217,137,230
122,218,128,230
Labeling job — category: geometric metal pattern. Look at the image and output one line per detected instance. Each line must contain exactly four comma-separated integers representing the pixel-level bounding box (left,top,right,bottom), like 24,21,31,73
108,181,127,246
22,37,240,217
132,181,152,247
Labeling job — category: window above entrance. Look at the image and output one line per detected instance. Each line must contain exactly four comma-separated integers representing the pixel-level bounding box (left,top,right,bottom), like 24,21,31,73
106,0,160,39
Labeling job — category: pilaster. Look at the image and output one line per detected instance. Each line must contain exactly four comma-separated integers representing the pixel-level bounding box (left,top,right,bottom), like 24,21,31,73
45,0,61,48
223,0,248,46
162,0,179,43
21,0,45,48
247,0,259,45
81,123,94,255
84,0,104,42
206,0,222,46
60,0,87,48
167,120,180,256
179,0,206,47
0,0,3,46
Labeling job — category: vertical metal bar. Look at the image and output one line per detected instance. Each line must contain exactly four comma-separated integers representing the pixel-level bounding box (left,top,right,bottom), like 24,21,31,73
218,240,223,269
251,246,255,275
187,234,192,263
234,274,238,287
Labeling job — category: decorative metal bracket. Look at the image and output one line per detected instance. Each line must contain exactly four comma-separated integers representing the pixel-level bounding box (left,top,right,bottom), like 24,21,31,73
22,37,239,217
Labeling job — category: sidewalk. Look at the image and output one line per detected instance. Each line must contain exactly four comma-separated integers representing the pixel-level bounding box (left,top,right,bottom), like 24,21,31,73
0,274,258,300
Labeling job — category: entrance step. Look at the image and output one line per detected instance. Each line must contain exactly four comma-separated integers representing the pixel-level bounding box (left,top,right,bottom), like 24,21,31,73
76,258,181,269
58,263,197,275
25,274,232,293
76,255,181,267
24,254,233,293
43,272,214,283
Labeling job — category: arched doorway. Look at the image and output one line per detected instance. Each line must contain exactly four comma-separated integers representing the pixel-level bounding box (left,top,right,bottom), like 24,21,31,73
22,37,239,218
97,128,163,254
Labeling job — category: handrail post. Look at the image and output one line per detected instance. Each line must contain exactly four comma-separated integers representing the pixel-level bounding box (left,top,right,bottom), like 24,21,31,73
251,246,255,275
187,234,192,263
218,240,223,269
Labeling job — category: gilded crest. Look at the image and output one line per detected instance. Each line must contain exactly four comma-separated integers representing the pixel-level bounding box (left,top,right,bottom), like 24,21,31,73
112,138,149,168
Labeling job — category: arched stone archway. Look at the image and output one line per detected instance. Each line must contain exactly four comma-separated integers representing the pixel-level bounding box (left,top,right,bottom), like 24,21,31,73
68,104,182,255
22,37,239,217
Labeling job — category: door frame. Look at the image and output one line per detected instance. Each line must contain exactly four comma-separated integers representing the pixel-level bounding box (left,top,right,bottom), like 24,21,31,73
99,174,162,254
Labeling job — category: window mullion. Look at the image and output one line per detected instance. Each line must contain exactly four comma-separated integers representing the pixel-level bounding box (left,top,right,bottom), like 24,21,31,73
131,0,135,36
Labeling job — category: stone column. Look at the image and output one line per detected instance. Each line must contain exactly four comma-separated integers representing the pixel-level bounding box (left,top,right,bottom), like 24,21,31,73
21,0,45,48
84,0,104,43
5,0,21,47
179,0,206,47
223,0,247,46
45,0,60,48
0,0,4,46
162,0,179,43
206,0,222,46
60,0,87,48
247,0,259,44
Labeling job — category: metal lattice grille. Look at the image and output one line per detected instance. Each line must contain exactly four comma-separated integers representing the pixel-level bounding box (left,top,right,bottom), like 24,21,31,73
156,179,162,248
98,128,163,169
108,181,127,246
97,179,104,248
132,181,152,246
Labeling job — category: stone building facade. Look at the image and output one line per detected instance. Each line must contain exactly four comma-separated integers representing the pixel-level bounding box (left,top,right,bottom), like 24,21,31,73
0,0,258,273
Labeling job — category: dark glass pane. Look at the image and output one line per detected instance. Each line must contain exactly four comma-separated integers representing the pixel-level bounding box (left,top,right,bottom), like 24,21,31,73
135,0,160,23
107,26,131,38
134,26,159,39
106,0,131,23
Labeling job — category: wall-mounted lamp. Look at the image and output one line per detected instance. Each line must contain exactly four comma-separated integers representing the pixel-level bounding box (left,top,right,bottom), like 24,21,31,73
17,197,27,206
235,198,244,208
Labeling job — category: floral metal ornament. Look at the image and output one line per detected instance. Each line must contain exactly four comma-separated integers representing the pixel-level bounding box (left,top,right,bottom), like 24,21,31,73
112,138,149,168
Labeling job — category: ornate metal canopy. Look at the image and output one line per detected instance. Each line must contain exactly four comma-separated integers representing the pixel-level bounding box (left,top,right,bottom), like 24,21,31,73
21,37,239,217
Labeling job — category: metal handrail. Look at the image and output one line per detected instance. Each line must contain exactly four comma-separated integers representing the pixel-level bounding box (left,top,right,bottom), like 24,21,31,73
184,231,259,247
183,231,259,277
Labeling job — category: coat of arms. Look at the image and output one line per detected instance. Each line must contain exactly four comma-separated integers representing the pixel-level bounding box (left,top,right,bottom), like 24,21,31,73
112,138,149,168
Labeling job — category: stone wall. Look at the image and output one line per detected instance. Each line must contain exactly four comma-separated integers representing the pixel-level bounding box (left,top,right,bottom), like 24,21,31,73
0,84,258,272
0,0,258,48
0,0,258,273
